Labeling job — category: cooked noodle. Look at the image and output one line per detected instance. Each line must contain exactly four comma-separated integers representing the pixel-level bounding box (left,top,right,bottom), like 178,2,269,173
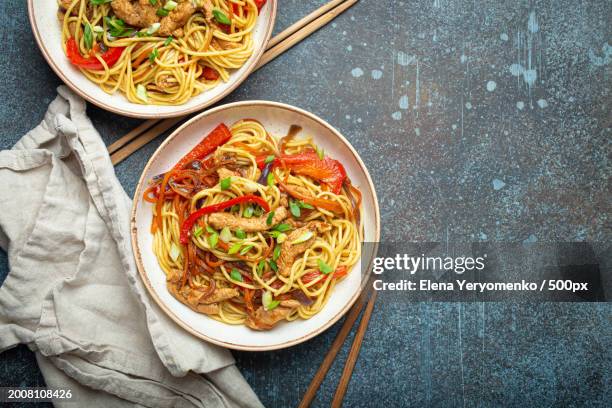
145,119,362,329
58,0,262,105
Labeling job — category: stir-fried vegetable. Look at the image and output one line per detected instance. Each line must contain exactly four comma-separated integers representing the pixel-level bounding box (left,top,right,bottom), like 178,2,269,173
172,123,232,171
180,195,270,244
65,38,125,70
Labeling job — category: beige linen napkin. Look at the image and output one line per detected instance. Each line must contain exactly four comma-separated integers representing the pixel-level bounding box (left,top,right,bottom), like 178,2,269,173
0,86,263,408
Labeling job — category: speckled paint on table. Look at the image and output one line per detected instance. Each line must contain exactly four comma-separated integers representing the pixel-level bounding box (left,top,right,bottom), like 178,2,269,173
0,1,610,407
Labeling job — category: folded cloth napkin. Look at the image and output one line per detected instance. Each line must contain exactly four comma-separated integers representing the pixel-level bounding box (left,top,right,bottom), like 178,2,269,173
0,86,263,408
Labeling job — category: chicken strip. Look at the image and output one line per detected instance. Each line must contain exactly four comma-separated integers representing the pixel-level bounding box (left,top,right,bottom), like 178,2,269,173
111,0,159,29
208,206,289,232
159,0,197,36
245,303,299,330
277,221,331,277
167,282,220,315
187,287,239,305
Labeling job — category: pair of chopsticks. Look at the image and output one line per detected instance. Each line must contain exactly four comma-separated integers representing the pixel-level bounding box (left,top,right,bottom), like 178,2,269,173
108,0,359,166
298,285,377,408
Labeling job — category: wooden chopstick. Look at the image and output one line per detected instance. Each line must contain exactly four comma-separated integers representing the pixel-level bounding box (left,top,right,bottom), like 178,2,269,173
297,286,370,408
266,0,348,49
255,0,358,69
331,290,378,408
110,0,359,166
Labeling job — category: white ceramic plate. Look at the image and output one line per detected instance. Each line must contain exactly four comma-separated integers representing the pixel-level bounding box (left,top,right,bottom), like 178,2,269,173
28,0,276,118
131,101,380,350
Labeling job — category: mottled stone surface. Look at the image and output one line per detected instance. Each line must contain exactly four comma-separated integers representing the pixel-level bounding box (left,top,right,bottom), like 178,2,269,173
0,0,610,407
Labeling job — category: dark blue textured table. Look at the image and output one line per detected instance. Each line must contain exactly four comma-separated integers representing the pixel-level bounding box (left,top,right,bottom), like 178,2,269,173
1,1,610,407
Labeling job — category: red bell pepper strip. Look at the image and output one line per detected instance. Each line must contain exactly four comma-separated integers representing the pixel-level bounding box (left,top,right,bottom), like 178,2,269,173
257,152,347,194
180,195,270,244
254,0,266,11
66,38,125,70
172,123,232,172
201,66,220,80
301,266,348,284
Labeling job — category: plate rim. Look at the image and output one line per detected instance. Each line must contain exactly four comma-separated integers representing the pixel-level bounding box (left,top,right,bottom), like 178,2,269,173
27,0,277,119
130,100,381,351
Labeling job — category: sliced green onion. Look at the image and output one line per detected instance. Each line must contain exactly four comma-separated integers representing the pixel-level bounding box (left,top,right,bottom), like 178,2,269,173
289,200,301,217
92,25,104,33
257,260,266,276
157,8,169,16
266,211,275,226
164,36,173,46
262,290,280,311
230,268,243,282
147,22,161,35
193,226,204,238
220,177,232,190
219,227,232,243
264,155,275,164
292,230,313,245
206,225,216,234
266,172,275,187
243,206,254,218
136,84,148,103
164,0,178,10
276,233,287,244
169,242,181,261
272,245,281,261
268,259,278,272
208,232,219,248
318,259,334,274
84,24,93,50
91,0,113,5
149,48,159,63
239,245,253,256
299,201,314,210
228,242,242,255
253,206,264,217
316,146,325,160
235,229,246,239
273,223,291,232
149,0,157,5
269,230,281,238
213,9,231,25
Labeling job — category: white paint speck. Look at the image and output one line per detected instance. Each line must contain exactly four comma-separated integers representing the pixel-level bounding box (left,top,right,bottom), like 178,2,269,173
414,128,421,136
523,234,538,243
460,54,467,63
399,95,409,110
486,80,497,92
537,99,548,108
342,31,347,36
492,179,506,190
371,69,383,80
346,45,352,52
516,101,525,110
452,124,458,130
465,102,472,110
510,63,525,76
351,68,364,78
332,23,337,28
357,118,362,123
500,33,509,41
345,114,351,120
350,16,355,21
523,69,537,86
391,112,402,120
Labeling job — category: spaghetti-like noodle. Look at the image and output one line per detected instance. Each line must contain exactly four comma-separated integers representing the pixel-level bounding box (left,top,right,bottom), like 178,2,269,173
58,0,265,105
145,119,362,330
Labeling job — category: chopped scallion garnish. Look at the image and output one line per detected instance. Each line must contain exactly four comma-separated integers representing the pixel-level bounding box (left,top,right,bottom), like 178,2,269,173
230,268,243,282
289,200,300,217
264,155,275,164
266,211,275,226
164,36,173,46
235,229,246,239
220,177,232,190
272,245,281,261
136,84,148,103
239,245,253,256
212,9,231,25
208,232,219,248
219,227,232,243
228,242,242,255
318,259,334,274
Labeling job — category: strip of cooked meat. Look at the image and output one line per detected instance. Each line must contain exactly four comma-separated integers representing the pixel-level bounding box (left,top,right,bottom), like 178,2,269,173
111,0,210,37
208,206,288,232
167,282,219,315
188,287,239,305
245,303,299,330
277,222,331,277
159,0,196,36
111,0,159,29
